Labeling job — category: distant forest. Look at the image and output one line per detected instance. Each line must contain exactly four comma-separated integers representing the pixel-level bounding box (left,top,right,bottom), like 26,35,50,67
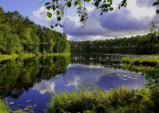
0,7,70,55
69,33,159,54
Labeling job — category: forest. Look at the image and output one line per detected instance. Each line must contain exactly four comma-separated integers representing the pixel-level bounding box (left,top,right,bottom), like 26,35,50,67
69,33,159,54
0,7,70,55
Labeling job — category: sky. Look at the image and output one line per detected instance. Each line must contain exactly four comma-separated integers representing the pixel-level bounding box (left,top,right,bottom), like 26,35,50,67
0,0,158,41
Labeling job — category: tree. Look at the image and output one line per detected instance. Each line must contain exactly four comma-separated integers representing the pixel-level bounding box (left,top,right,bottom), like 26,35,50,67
41,0,159,29
149,20,159,37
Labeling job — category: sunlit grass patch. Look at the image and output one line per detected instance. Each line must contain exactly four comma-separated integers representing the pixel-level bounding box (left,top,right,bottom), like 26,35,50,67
19,53,36,57
121,57,131,63
0,54,19,62
133,58,142,64
133,65,157,72
46,85,159,113
121,64,131,70
142,58,158,66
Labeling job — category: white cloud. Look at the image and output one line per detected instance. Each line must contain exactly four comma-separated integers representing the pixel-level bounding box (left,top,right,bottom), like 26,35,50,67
29,0,158,41
30,6,57,26
127,0,156,18
33,80,56,94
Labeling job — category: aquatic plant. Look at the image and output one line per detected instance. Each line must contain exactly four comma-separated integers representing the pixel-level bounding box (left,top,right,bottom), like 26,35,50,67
121,57,131,63
0,99,26,113
46,85,159,113
133,58,142,64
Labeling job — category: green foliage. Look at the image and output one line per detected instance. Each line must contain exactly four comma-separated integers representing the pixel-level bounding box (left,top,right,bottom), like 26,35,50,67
67,1,72,7
69,31,159,54
133,58,142,64
45,2,50,6
47,12,52,18
0,7,70,55
153,2,159,6
57,16,61,21
121,57,131,63
47,84,159,113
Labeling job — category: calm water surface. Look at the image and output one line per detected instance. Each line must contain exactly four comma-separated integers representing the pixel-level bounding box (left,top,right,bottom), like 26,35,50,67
0,54,152,113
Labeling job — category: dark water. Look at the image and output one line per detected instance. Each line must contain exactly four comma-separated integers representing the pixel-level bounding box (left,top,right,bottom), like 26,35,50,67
0,54,157,113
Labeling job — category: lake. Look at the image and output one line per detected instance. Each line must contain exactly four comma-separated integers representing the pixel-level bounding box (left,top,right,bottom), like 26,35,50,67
0,54,154,113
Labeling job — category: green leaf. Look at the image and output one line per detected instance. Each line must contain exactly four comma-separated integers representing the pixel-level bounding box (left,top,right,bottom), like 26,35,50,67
86,0,91,3
110,7,113,11
47,12,52,18
52,5,56,11
153,2,159,6
70,0,72,3
56,2,59,6
67,2,71,7
75,1,78,6
45,2,50,6
46,6,51,10
57,10,61,15
57,16,61,21
84,7,86,11
78,1,81,6
156,9,159,14
51,25,54,29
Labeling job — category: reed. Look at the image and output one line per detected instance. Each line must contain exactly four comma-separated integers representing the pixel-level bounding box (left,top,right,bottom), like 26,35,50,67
46,85,159,113
121,57,131,63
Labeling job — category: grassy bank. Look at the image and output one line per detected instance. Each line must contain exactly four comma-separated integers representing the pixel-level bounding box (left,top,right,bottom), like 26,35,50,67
121,57,131,63
0,53,71,62
42,53,71,56
121,56,159,66
46,85,159,113
0,54,19,62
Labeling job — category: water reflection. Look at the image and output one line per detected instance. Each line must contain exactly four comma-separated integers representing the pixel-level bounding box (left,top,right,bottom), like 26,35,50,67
0,54,158,112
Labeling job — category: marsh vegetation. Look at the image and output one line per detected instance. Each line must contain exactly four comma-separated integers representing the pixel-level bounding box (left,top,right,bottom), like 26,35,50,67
0,54,158,113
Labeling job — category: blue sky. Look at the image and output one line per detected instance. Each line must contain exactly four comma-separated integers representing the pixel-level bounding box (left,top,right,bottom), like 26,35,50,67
0,0,158,41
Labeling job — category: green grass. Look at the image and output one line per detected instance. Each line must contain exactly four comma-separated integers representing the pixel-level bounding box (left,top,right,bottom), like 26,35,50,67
121,57,131,63
0,52,71,63
46,85,159,113
0,54,19,62
121,56,159,66
19,53,36,57
133,57,159,66
133,65,157,72
43,53,71,56
133,58,142,64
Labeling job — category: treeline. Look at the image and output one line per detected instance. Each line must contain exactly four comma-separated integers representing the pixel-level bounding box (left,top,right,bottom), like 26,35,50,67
0,7,70,55
70,33,159,54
